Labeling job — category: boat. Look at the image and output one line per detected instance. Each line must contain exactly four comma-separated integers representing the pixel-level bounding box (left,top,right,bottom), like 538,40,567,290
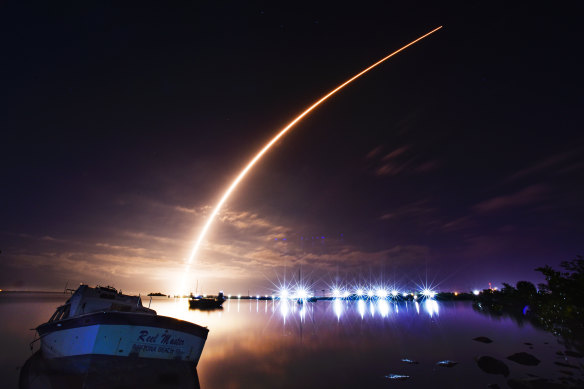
188,291,226,310
34,285,208,372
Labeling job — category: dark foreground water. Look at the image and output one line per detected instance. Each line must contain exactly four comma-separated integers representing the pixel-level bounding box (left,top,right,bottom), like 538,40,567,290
1,293,582,388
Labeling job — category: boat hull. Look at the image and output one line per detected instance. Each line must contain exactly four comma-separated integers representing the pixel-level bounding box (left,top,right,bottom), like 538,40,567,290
37,312,208,366
20,350,200,388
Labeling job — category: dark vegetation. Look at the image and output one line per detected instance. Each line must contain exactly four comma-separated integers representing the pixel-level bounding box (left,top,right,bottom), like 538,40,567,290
474,256,584,352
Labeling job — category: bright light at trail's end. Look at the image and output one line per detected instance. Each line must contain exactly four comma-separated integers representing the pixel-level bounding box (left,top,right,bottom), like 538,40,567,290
179,26,443,294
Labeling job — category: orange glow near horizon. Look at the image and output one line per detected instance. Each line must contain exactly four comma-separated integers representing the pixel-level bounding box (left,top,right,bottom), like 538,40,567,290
179,26,443,294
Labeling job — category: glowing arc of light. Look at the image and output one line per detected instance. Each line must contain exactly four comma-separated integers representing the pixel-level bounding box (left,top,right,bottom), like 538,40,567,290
182,26,442,289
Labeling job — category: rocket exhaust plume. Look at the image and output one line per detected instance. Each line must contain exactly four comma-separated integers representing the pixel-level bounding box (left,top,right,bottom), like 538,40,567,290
180,26,442,293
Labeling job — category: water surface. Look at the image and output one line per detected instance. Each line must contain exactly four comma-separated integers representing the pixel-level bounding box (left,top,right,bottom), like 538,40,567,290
1,293,576,388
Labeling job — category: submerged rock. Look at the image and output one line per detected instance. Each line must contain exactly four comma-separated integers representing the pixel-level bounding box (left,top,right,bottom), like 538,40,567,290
436,360,458,367
507,352,540,366
507,378,565,389
385,374,410,380
554,361,579,369
523,342,533,346
473,336,493,344
564,350,583,358
476,356,510,377
400,358,419,364
487,384,501,388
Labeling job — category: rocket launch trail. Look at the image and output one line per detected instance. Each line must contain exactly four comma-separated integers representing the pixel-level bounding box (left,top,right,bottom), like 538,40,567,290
181,26,442,292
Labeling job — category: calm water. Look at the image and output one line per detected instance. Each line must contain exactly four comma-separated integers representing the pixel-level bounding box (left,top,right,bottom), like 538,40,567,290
0,293,578,388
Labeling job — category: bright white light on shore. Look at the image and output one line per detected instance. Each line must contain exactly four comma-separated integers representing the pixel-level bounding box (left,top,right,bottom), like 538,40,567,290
356,288,364,296
391,290,399,297
403,292,409,297
377,289,388,299
342,291,350,298
367,290,374,298
296,288,308,300
473,290,480,296
238,294,241,299
421,289,436,299
332,288,342,298
280,289,289,299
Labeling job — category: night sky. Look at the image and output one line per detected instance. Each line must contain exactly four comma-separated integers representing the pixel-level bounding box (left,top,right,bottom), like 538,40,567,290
1,2,582,294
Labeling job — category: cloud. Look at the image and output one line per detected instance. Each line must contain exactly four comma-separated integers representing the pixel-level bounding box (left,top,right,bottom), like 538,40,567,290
473,184,548,213
367,145,440,177
379,199,437,225
507,150,579,181
381,146,410,161
442,215,475,232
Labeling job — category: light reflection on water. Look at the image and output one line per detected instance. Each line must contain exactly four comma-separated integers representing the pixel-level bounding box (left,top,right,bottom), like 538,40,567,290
0,294,568,389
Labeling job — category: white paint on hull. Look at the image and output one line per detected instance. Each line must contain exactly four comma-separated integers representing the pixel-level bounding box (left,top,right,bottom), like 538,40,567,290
41,324,205,365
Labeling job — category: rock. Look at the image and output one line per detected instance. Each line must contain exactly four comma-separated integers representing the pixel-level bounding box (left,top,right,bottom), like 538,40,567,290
400,358,419,364
476,356,510,377
507,352,541,366
564,350,583,358
556,351,564,356
385,374,410,380
555,361,579,369
507,378,564,389
436,360,458,367
524,342,533,346
560,370,574,376
473,336,493,344
487,384,501,388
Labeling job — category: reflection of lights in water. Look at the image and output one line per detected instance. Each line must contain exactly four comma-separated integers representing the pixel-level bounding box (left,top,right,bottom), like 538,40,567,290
415,301,420,314
394,303,399,314
369,301,375,317
280,300,289,323
473,289,480,296
299,304,306,322
333,299,343,320
358,299,366,319
424,299,439,317
378,300,390,317
265,300,267,313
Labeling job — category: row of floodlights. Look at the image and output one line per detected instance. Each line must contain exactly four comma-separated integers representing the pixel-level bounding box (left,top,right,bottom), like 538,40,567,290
223,289,484,300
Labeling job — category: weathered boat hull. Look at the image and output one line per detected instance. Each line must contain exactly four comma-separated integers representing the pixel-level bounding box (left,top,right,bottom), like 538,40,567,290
20,350,200,389
37,311,208,366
